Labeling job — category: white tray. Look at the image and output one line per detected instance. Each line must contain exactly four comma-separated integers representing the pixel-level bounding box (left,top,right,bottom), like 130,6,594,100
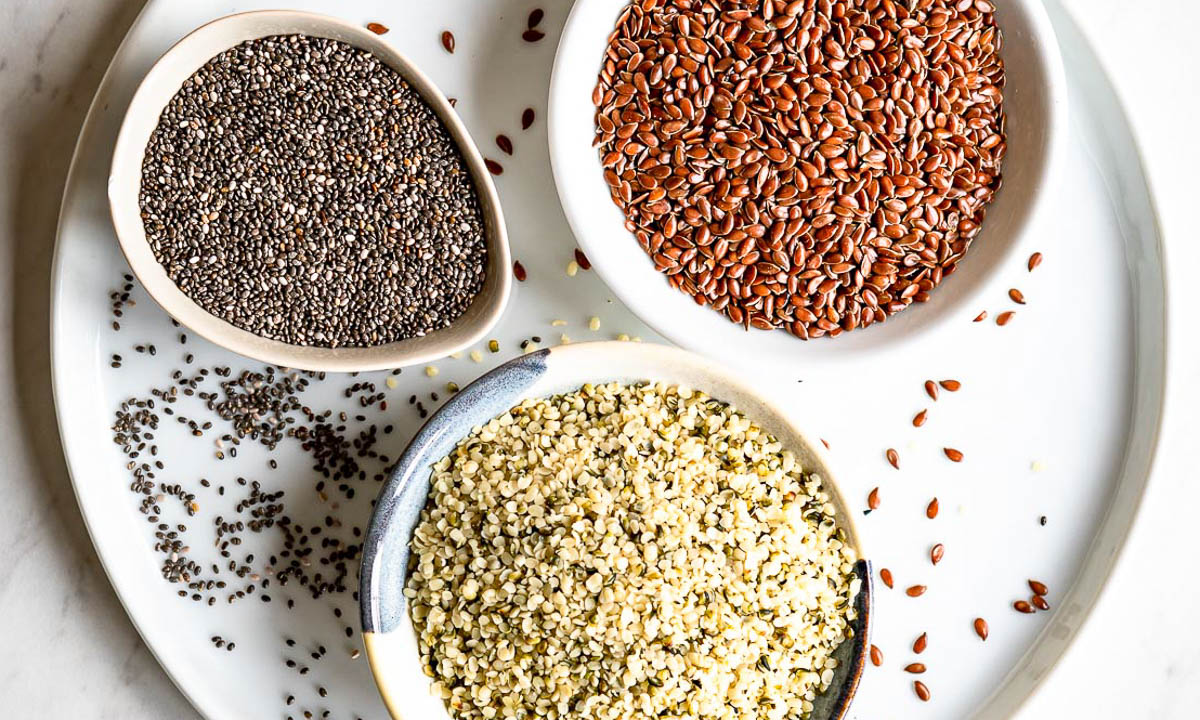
51,1,1165,718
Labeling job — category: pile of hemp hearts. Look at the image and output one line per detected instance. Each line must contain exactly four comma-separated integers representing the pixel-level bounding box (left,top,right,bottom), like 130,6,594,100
406,381,860,720
139,34,487,347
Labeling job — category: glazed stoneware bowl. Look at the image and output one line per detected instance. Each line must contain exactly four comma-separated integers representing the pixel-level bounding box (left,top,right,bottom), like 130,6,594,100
548,0,1067,375
360,341,872,720
108,10,510,372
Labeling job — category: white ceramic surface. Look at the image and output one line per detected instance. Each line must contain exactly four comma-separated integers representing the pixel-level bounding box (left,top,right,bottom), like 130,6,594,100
548,0,1069,376
48,1,1163,719
360,341,872,720
108,10,511,372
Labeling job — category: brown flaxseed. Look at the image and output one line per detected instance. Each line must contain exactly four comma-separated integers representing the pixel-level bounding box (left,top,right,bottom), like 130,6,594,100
913,633,927,654
930,543,944,565
914,681,931,702
943,447,964,462
366,22,389,35
521,108,536,130
926,498,939,519
1028,252,1043,272
1009,288,1026,304
974,311,988,322
441,31,456,53
939,379,961,392
1032,595,1050,611
496,135,514,155
592,0,1006,339
880,568,894,589
522,29,545,42
867,487,880,510
925,380,939,401
886,448,899,470
485,158,504,175
905,663,927,674
974,617,989,641
906,584,926,598
1028,579,1049,596
527,8,544,29
913,409,928,427
869,644,883,667
574,248,592,270
996,311,1015,326
1013,600,1034,614
513,261,527,282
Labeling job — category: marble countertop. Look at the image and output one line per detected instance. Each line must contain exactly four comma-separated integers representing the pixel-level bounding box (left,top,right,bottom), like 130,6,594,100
2,0,1196,717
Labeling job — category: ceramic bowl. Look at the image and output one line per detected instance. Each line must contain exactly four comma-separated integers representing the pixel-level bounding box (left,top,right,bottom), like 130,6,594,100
360,341,872,720
547,0,1067,374
108,10,510,372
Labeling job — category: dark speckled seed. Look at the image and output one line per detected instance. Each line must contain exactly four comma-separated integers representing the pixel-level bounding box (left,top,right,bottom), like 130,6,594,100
139,34,487,348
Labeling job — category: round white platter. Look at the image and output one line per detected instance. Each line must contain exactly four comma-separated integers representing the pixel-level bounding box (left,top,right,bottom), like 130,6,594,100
51,1,1165,719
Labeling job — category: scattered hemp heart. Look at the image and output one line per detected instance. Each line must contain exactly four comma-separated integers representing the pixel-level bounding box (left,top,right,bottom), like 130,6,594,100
406,382,861,720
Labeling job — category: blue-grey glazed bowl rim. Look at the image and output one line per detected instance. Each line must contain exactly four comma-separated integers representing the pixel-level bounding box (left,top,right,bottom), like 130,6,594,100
359,341,872,720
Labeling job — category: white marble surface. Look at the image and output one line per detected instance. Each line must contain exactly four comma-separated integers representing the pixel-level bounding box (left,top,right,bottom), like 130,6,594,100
0,0,1195,717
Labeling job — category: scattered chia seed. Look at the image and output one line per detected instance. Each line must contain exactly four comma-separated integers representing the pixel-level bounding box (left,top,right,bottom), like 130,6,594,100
139,35,488,348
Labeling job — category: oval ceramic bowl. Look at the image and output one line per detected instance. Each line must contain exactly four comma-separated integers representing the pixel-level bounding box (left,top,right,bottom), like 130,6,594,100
108,10,510,372
548,0,1067,374
360,341,872,720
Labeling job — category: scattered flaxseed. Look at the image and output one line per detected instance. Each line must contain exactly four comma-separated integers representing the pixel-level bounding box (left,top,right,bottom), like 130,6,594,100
880,568,894,589
974,311,988,323
906,585,927,598
924,381,939,401
939,379,961,392
1029,580,1049,596
527,8,544,28
1028,252,1043,272
1013,600,1034,614
441,31,455,53
521,108,535,130
484,158,504,175
914,681,931,702
913,409,928,427
1032,595,1050,611
869,644,883,667
867,487,880,510
943,448,964,462
885,448,899,470
905,663,926,674
573,248,591,270
930,544,944,566
366,22,389,35
512,261,527,282
522,28,545,42
974,618,989,641
496,134,513,155
913,633,927,654
1009,288,1026,305
996,311,1015,326
926,498,939,519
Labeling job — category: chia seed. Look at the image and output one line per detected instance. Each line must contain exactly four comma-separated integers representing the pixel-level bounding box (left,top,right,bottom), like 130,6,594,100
139,34,488,348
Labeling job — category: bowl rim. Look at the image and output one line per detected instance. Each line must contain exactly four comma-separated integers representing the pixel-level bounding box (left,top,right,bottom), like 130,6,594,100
359,340,872,720
546,0,1069,373
107,9,511,372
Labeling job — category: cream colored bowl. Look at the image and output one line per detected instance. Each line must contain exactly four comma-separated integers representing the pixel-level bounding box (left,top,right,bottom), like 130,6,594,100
108,10,510,372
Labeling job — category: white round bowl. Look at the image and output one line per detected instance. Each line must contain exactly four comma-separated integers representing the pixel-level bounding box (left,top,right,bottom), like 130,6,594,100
548,0,1067,374
361,341,872,720
109,10,511,372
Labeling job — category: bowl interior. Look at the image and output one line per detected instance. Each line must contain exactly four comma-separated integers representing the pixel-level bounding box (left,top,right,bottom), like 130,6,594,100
108,10,510,372
548,0,1066,374
360,341,872,720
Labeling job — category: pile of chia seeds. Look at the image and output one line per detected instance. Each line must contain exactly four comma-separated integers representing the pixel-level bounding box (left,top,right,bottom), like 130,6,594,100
139,34,487,348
